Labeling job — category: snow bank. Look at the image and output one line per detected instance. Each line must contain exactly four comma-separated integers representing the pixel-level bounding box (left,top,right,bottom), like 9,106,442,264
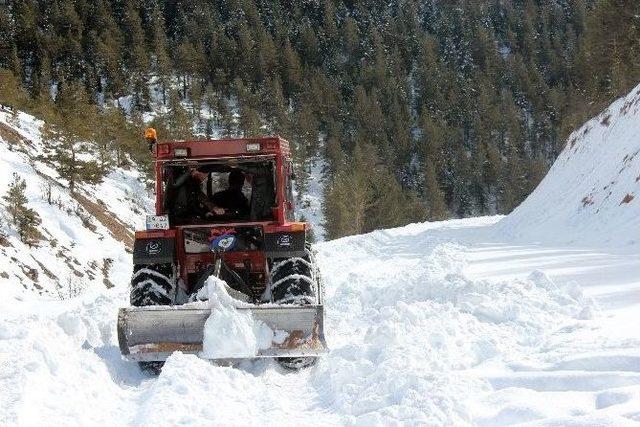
312,228,593,425
0,291,136,426
497,83,640,246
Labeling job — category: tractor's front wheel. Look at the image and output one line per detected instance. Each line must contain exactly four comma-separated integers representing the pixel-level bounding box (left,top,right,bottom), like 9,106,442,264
270,256,316,305
270,248,319,370
130,263,176,373
130,263,176,306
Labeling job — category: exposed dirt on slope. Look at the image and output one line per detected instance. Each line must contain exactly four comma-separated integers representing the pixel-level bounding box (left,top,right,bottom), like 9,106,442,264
2,118,135,252
71,192,134,250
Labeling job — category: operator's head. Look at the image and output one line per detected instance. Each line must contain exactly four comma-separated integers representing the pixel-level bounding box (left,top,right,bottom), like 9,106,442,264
190,167,207,182
228,169,245,189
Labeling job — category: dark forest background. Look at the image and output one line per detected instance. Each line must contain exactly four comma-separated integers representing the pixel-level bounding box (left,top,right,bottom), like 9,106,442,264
1,0,639,238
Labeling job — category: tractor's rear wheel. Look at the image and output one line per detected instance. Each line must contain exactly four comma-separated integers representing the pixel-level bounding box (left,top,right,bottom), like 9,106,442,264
270,248,319,370
130,263,176,373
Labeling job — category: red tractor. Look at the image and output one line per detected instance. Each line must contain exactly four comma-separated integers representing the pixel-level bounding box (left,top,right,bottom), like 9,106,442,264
117,135,326,370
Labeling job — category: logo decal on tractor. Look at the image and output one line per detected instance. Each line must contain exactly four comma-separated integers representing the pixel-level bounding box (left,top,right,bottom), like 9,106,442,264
277,234,293,247
145,241,162,255
210,233,237,252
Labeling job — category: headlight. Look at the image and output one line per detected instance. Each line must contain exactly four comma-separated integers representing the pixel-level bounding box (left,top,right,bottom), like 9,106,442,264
246,142,261,152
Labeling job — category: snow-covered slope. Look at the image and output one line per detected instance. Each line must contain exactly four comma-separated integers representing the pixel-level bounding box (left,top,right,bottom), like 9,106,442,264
0,108,152,299
497,84,640,245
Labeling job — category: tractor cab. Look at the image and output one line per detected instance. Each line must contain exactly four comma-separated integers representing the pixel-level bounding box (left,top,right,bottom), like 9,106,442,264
161,157,277,225
154,137,296,226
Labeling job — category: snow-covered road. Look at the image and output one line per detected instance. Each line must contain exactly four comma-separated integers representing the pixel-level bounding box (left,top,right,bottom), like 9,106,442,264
2,216,639,426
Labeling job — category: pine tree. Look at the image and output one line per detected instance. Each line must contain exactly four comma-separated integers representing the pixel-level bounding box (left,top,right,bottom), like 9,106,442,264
280,39,303,97
238,105,262,137
0,68,27,109
122,1,150,110
215,97,236,137
423,161,447,220
166,89,193,139
43,82,105,192
96,105,128,169
3,173,41,245
262,76,290,136
235,78,262,137
149,3,171,105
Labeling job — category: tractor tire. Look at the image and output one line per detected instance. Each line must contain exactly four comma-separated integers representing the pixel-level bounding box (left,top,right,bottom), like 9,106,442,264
277,356,317,370
130,263,176,307
130,263,176,373
270,252,317,305
271,247,319,370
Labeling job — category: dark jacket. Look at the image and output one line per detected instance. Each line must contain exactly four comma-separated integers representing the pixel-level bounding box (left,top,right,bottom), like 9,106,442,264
211,188,250,216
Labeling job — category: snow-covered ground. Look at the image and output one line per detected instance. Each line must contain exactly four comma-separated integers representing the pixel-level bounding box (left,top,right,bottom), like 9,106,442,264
2,217,638,426
2,83,640,426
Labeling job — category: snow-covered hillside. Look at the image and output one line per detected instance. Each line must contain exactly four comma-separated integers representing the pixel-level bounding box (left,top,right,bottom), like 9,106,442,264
497,83,640,246
0,108,153,298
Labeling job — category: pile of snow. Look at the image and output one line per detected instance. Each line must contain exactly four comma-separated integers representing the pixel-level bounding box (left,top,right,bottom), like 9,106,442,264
312,228,593,425
497,83,640,245
200,277,276,359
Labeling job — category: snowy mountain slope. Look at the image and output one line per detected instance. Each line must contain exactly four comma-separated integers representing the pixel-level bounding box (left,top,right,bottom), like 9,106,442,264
0,108,153,299
497,83,640,245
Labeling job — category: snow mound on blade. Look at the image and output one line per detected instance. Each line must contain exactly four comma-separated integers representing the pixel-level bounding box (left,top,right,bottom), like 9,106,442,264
497,83,640,246
313,231,593,425
200,277,274,359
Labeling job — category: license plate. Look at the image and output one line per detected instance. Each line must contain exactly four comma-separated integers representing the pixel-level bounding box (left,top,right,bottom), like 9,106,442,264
146,215,169,230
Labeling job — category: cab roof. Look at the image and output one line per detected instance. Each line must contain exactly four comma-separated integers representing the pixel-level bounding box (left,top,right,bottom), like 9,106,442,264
155,136,290,160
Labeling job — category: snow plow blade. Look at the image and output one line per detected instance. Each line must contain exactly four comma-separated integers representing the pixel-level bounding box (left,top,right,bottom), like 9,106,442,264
117,305,327,362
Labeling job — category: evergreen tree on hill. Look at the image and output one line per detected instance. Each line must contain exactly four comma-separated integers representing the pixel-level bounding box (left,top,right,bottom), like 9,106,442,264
3,173,42,245
2,0,638,238
42,83,105,193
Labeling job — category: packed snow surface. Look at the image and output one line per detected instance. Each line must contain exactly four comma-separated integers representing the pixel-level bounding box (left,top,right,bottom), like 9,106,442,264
3,217,640,426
